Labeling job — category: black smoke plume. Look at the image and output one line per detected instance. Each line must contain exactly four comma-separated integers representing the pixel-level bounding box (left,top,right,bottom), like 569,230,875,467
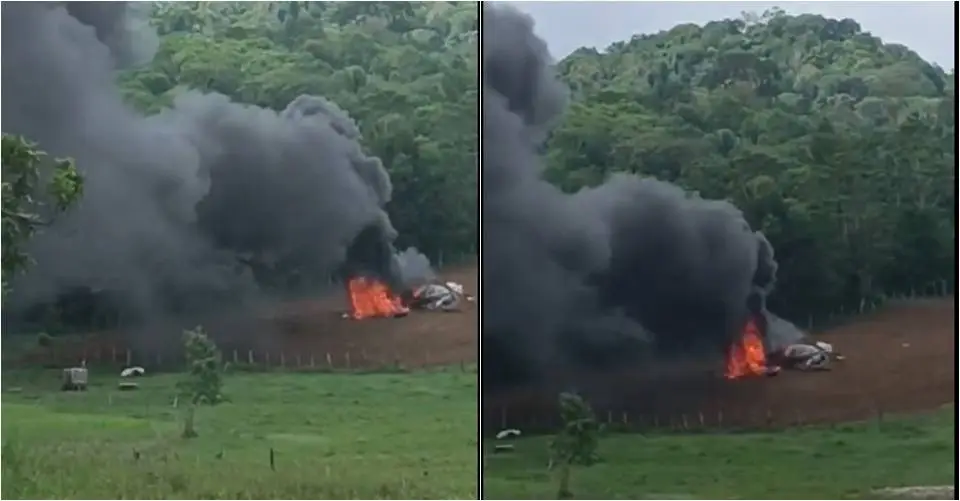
2,3,417,337
482,5,799,388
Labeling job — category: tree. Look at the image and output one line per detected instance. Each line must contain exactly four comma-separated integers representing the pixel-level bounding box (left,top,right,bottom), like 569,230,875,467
545,11,954,320
550,392,601,499
1,135,83,299
177,326,224,438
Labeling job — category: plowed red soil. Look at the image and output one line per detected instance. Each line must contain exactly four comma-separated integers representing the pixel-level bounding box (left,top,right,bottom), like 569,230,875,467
484,297,956,432
262,263,479,368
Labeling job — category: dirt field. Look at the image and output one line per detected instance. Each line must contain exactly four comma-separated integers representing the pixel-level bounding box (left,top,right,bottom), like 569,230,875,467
263,262,479,367
263,275,953,433
484,297,956,432
16,262,479,370
16,262,955,430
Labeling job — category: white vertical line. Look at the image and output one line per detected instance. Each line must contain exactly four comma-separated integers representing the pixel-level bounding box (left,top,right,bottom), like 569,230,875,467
476,2,485,499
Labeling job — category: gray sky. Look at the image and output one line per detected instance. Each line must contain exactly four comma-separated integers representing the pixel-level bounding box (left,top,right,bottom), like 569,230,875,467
504,2,956,70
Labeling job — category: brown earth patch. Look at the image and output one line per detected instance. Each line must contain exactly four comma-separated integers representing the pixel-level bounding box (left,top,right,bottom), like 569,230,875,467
484,297,956,432
13,261,479,370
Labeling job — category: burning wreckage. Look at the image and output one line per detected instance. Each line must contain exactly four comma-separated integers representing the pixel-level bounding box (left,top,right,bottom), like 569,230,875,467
726,314,844,379
1,3,473,338
344,277,473,320
481,5,843,391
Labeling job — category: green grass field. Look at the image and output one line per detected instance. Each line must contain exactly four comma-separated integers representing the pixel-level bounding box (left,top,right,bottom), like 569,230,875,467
3,367,953,500
483,406,955,500
1,367,478,499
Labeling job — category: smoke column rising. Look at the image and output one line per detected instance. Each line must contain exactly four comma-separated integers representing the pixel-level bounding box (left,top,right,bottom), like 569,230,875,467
482,5,797,387
2,3,412,331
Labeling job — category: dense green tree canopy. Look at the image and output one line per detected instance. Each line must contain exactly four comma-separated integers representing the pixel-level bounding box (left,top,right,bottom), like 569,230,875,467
542,9,954,319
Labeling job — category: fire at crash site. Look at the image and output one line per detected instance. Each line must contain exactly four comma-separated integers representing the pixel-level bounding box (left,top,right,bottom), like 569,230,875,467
481,3,857,404
1,0,956,498
478,17,953,493
344,276,475,320
725,317,771,379
0,1,477,362
346,277,409,320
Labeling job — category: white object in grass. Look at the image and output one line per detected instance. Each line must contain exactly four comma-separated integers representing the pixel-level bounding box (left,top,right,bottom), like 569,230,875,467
120,366,146,378
495,428,521,440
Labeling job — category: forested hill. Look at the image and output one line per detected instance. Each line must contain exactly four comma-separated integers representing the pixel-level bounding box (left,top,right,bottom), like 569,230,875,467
119,1,478,264
543,9,955,319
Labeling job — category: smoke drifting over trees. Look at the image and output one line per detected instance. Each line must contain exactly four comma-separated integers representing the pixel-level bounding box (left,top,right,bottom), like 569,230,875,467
482,5,790,386
1,3,406,325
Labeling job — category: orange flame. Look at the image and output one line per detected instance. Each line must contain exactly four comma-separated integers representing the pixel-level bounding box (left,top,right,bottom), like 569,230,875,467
725,317,767,379
347,277,409,320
